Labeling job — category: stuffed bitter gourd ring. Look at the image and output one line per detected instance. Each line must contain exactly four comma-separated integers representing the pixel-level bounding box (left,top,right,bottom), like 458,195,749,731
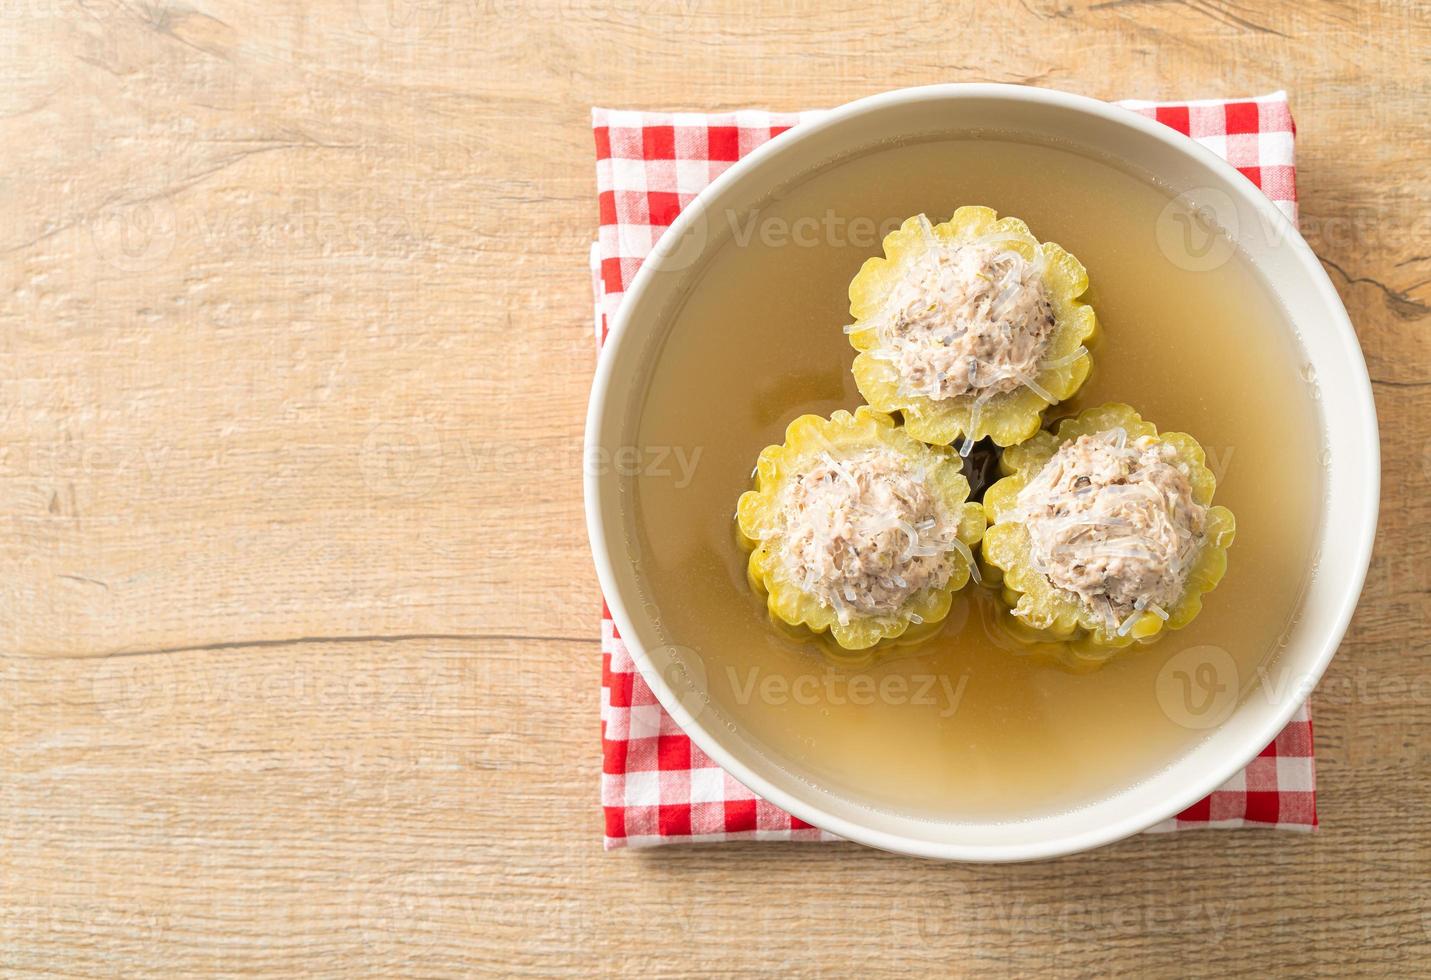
736,406,986,651
845,205,1097,453
981,403,1235,660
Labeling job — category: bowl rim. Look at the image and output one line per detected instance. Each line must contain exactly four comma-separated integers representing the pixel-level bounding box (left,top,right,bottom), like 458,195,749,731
583,82,1380,861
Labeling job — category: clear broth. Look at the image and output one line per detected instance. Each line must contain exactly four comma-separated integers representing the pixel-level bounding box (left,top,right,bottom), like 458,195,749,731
628,137,1324,820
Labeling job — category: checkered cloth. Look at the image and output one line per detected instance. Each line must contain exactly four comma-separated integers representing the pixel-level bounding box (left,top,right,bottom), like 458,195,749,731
592,92,1315,849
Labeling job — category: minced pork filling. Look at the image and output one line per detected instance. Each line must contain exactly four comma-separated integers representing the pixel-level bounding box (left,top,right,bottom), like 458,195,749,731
862,233,1058,403
767,448,972,624
1015,429,1208,631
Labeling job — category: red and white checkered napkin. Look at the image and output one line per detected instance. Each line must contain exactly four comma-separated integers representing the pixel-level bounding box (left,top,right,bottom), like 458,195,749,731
592,93,1315,849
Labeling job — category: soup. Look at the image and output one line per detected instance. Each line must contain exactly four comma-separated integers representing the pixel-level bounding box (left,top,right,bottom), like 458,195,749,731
625,136,1324,821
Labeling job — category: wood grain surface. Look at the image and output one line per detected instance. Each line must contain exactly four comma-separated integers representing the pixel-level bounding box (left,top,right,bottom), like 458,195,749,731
0,1,1427,975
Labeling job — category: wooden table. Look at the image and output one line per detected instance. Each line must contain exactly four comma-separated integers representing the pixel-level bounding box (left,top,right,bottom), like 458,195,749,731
1,1,1426,975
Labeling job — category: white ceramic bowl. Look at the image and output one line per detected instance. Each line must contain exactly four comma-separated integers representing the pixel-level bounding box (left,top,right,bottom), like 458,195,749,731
584,84,1378,861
